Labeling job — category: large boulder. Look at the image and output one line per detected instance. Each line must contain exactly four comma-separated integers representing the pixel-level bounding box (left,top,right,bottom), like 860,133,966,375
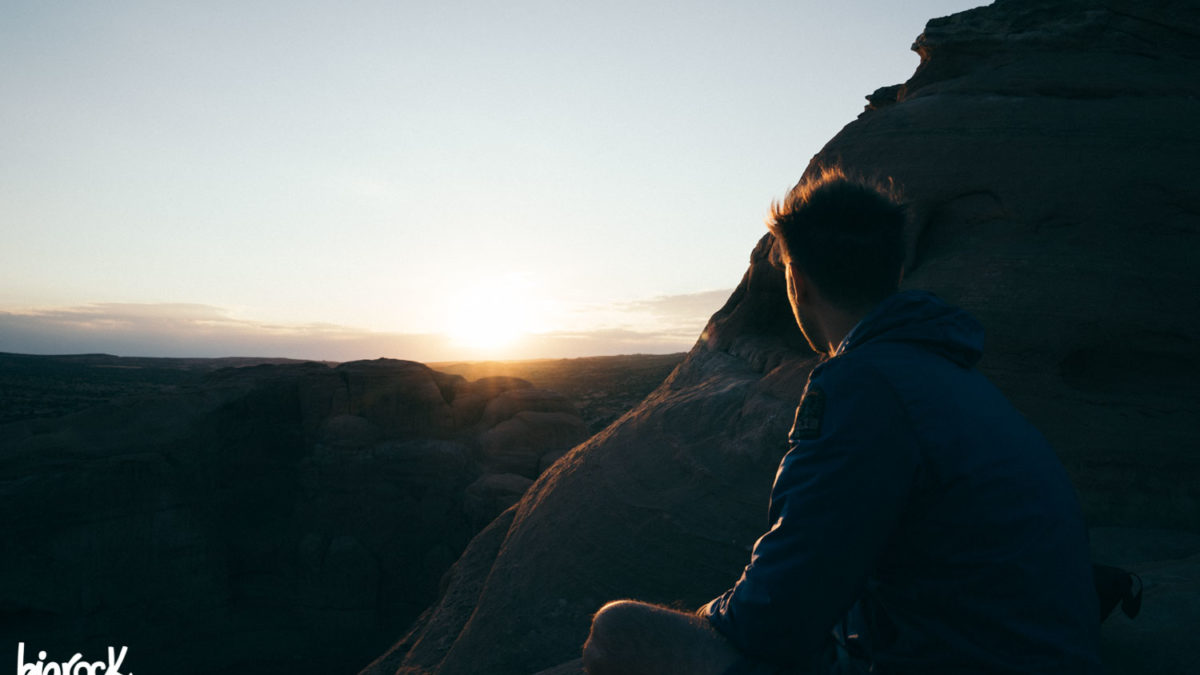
463,474,535,530
479,388,581,430
334,359,463,439
449,376,534,430
364,1,1200,673
817,0,1200,530
477,411,589,477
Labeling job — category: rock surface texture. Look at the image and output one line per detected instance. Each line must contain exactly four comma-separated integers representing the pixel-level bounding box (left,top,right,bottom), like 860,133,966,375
362,1,1200,673
0,360,585,675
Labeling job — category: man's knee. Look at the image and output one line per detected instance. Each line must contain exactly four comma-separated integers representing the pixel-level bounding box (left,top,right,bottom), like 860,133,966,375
590,600,650,641
583,600,656,673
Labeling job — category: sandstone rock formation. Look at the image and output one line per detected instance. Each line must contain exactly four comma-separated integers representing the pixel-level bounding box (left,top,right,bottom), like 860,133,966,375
464,473,535,528
0,359,585,675
478,411,589,476
363,1,1200,673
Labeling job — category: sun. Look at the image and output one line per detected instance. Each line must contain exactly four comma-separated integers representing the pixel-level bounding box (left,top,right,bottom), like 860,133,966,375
444,278,541,353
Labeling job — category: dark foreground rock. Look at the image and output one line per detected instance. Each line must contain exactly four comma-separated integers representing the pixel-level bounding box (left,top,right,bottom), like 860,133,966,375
363,1,1200,673
1091,528,1200,674
0,359,586,675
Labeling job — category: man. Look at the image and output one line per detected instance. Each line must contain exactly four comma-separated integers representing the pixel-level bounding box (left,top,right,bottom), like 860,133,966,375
582,170,1101,674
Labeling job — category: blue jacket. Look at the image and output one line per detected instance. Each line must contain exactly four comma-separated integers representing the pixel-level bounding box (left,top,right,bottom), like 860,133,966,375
704,291,1101,673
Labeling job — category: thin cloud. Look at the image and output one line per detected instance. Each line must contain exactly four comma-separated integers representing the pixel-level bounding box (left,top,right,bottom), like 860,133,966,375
0,304,445,362
611,289,733,325
558,289,734,341
0,294,736,362
515,328,700,359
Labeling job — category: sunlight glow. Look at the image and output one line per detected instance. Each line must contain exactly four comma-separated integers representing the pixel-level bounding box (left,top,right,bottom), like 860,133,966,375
444,277,544,352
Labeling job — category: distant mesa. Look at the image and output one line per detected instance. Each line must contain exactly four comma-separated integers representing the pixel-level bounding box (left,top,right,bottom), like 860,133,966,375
0,351,326,424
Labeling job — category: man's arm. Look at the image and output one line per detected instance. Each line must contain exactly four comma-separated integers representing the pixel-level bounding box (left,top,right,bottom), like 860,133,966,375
703,361,919,666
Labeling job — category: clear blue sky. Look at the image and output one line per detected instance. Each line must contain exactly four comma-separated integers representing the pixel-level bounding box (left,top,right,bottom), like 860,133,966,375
0,0,985,361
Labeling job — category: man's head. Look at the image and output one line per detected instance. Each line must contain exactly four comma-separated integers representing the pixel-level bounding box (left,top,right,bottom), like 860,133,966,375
768,168,906,352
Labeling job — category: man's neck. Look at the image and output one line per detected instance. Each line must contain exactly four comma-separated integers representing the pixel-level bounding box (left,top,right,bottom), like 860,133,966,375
819,303,873,356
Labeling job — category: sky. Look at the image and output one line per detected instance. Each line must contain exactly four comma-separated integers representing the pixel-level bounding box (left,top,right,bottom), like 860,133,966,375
0,0,986,362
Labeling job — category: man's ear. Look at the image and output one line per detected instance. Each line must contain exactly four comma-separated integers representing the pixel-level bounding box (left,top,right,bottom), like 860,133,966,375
788,263,811,305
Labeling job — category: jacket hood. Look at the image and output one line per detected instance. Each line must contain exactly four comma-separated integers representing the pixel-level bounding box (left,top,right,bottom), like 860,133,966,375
837,290,984,368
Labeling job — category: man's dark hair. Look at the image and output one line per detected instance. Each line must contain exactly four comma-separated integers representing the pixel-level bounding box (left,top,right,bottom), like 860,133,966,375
767,167,906,308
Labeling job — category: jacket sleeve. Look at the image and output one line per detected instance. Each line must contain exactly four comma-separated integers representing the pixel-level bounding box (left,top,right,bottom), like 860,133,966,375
702,360,919,666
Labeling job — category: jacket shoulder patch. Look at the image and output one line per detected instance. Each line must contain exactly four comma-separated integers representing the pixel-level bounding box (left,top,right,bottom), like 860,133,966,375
790,386,825,440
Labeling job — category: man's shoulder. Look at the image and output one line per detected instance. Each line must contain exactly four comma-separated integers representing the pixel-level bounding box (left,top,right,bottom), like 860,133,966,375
799,351,915,440
805,343,976,442
809,345,915,396
821,337,979,394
